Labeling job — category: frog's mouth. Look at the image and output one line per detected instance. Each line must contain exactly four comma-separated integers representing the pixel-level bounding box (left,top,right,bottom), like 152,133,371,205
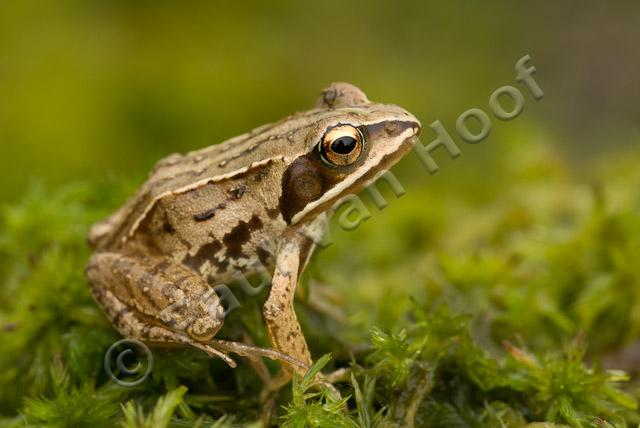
288,124,420,226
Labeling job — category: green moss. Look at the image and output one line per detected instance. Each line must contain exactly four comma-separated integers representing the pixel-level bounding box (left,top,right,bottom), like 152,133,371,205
1,141,640,427
282,354,356,428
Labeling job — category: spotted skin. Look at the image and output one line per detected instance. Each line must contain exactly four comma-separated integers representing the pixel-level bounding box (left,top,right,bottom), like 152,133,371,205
86,82,421,384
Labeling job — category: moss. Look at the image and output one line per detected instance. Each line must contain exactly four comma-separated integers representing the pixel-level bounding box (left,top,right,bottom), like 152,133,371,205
1,141,640,427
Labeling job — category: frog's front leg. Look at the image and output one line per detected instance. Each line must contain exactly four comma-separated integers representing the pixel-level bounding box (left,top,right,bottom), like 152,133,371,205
86,253,235,366
263,217,326,378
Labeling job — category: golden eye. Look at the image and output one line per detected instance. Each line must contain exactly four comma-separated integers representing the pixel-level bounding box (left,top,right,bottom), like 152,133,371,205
319,125,364,167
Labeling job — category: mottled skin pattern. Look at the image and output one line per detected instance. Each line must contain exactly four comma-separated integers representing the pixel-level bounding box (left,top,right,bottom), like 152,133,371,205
86,82,421,383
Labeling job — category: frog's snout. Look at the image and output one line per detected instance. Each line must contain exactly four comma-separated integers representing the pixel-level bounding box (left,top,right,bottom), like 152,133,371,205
402,110,422,137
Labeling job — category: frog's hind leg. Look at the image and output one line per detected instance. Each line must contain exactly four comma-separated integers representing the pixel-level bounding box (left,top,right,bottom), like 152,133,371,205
88,275,237,367
89,277,311,372
86,253,312,370
86,252,236,366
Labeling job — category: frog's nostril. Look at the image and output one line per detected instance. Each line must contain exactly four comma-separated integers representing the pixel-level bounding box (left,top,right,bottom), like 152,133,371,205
384,121,397,134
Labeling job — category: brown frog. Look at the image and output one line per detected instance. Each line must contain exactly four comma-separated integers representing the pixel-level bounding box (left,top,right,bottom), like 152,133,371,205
86,82,421,384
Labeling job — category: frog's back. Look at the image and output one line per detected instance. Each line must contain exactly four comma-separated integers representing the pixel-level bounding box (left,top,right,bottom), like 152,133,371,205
88,100,388,250
141,102,383,197
89,110,325,252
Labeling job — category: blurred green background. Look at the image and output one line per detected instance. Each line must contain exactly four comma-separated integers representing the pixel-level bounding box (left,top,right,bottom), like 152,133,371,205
1,1,638,203
2,2,640,426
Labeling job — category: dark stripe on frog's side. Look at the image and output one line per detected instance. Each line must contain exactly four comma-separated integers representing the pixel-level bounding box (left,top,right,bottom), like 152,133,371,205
183,240,224,272
222,215,264,259
193,209,216,222
182,215,264,273
279,120,417,224
193,202,227,222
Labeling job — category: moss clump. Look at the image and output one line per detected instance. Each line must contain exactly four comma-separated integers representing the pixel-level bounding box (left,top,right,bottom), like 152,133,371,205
1,140,640,427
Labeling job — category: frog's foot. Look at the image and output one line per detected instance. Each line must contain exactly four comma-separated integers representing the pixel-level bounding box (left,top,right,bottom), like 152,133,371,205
182,338,236,367
210,338,310,371
209,338,325,404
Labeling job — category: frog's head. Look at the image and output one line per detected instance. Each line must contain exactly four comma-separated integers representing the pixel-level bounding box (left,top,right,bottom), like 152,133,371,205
281,82,421,225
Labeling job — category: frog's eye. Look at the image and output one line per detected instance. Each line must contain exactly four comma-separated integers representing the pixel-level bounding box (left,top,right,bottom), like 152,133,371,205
318,125,365,167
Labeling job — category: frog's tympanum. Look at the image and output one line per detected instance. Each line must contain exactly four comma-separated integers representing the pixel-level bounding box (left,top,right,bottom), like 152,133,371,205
86,82,421,385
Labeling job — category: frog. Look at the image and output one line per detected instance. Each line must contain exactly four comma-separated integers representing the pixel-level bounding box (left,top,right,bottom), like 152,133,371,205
85,82,421,385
